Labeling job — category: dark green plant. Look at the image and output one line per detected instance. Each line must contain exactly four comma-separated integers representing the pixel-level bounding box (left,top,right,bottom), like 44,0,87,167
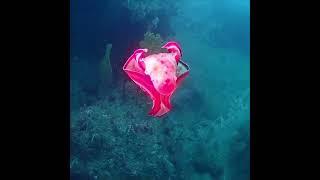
98,43,113,97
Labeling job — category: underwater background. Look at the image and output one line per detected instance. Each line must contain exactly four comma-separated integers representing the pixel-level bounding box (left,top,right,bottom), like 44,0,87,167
70,0,250,179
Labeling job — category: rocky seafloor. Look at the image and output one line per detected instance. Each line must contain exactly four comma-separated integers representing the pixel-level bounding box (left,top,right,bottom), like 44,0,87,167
71,74,249,180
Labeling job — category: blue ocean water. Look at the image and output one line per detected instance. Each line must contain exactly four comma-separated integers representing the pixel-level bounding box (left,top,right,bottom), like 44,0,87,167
70,0,250,179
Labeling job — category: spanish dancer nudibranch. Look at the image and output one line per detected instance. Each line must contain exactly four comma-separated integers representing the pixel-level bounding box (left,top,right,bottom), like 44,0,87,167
123,41,190,117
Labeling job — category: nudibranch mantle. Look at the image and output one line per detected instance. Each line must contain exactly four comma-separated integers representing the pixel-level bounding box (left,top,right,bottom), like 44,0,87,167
143,53,178,96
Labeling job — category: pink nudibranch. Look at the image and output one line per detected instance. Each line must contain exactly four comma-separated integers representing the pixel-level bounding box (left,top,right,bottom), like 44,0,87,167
123,41,190,117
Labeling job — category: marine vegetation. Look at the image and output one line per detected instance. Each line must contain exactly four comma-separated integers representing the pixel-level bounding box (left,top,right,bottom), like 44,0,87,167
139,31,164,54
98,43,113,97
